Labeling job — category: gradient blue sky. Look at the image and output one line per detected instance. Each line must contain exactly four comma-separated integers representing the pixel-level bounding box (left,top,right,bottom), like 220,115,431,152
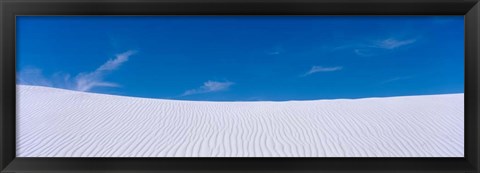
16,16,464,101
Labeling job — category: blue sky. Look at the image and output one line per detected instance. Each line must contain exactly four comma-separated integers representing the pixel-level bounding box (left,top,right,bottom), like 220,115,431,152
16,16,464,101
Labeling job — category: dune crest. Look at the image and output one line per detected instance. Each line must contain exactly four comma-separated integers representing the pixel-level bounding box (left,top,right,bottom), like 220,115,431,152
16,85,464,157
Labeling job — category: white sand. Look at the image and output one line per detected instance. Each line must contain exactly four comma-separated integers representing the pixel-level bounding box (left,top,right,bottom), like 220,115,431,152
16,85,464,157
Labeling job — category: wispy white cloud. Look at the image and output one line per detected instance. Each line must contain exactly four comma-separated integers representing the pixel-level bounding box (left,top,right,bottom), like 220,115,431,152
373,38,417,50
380,76,413,84
17,50,136,92
182,80,234,96
266,45,284,55
17,67,53,87
351,38,417,57
75,50,136,91
268,51,281,55
332,36,419,57
302,66,343,76
353,49,375,57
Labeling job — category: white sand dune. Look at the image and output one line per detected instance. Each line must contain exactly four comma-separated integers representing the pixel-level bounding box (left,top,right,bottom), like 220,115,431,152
16,85,464,157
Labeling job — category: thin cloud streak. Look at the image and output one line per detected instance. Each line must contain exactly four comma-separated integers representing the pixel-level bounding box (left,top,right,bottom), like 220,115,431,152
380,76,413,84
17,68,53,87
182,80,234,96
353,38,417,57
332,37,419,57
75,50,136,91
17,50,136,92
302,66,343,76
267,45,284,55
373,38,417,50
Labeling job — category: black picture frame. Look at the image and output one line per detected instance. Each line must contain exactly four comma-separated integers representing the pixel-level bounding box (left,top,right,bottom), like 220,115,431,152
1,0,479,172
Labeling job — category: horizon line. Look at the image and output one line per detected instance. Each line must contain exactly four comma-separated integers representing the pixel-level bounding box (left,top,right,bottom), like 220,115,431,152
16,84,465,103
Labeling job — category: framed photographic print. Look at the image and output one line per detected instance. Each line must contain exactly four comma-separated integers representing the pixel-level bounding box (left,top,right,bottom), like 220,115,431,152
1,0,479,172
